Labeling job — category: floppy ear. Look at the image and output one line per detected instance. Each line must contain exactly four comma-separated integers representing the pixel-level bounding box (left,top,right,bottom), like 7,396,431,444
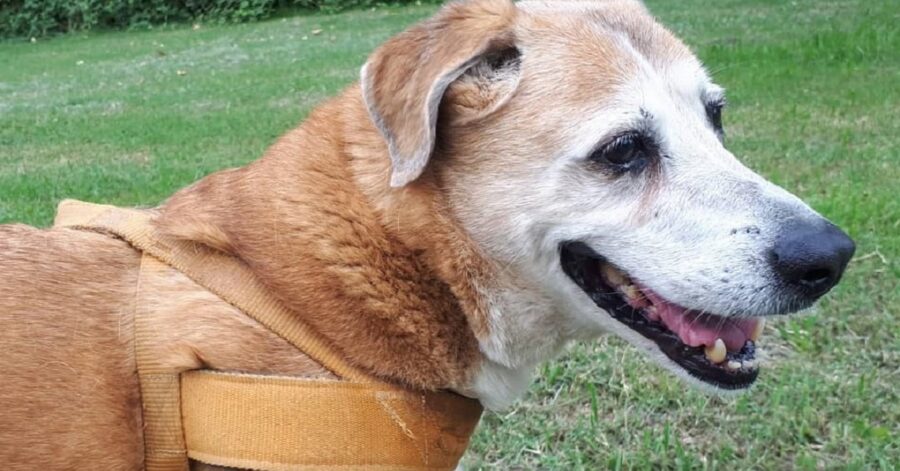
361,0,518,187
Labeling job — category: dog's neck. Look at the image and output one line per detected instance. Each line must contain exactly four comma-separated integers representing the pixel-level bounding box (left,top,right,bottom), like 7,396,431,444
155,86,522,395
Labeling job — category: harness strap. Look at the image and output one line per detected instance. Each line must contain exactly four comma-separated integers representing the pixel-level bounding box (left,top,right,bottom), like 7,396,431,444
54,199,376,383
134,256,191,470
181,371,482,470
54,200,482,471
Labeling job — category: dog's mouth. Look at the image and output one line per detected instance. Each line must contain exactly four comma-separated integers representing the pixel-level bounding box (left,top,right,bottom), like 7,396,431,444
560,242,763,389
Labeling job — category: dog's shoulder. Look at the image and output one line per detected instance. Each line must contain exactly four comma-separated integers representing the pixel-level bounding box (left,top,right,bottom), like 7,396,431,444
0,222,141,291
0,224,140,272
0,223,145,468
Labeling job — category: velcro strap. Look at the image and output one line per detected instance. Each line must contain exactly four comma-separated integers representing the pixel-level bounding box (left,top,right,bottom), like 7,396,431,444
181,371,482,471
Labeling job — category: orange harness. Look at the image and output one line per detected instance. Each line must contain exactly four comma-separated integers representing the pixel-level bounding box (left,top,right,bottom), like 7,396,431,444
54,200,482,471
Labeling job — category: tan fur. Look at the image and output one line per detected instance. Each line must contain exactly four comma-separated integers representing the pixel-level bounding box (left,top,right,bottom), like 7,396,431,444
157,99,483,391
362,0,517,186
0,0,694,467
0,224,333,469
0,226,144,469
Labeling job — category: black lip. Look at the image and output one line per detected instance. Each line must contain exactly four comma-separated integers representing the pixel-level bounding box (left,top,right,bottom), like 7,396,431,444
560,241,758,389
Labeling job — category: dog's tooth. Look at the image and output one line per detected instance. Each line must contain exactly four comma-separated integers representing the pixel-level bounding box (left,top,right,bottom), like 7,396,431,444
742,360,756,369
704,339,727,364
726,360,741,370
601,264,627,286
751,318,766,342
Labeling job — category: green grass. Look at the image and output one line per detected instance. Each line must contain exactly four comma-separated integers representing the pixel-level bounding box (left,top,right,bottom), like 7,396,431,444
1,0,897,468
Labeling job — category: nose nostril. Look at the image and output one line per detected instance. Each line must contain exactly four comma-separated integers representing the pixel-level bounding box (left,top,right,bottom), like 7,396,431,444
799,268,833,290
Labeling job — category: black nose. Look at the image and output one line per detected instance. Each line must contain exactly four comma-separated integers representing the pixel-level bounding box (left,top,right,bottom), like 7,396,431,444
769,220,855,299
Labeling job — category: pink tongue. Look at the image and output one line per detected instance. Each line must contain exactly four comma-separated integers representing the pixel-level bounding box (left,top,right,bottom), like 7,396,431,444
642,288,758,351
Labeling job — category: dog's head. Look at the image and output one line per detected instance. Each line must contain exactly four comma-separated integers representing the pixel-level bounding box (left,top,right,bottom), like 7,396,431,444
361,0,854,406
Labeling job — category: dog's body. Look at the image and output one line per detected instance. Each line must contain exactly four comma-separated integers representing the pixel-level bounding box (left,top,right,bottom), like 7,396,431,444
0,224,333,468
1,0,854,469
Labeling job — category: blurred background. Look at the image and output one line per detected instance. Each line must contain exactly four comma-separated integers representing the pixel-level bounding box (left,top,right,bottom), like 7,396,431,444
0,0,896,468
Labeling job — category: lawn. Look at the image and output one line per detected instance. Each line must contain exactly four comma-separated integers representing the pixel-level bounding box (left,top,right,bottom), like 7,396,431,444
1,0,897,469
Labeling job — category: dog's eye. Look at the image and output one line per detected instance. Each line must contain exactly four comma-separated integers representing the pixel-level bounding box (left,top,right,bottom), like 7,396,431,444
589,133,651,173
706,100,725,134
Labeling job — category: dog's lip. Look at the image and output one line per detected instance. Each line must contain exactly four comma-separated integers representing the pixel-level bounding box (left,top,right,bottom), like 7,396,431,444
559,241,760,389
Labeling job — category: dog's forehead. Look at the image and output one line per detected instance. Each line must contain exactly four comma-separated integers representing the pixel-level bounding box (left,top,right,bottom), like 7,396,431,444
516,1,690,58
514,0,707,101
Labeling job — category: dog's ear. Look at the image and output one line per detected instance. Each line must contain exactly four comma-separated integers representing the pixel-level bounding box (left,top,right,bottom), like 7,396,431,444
361,0,518,187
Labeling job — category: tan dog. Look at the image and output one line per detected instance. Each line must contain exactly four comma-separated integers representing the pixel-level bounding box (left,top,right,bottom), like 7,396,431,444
0,0,854,469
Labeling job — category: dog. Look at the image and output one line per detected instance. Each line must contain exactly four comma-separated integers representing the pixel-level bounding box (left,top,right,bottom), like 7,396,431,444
0,0,855,468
